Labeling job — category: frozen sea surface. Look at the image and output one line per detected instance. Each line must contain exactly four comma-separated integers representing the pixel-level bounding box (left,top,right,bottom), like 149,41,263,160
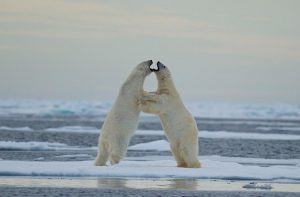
0,157,299,180
0,99,300,195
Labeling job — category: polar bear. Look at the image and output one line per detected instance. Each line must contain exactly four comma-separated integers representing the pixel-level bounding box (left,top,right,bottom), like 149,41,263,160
140,61,201,168
94,60,153,166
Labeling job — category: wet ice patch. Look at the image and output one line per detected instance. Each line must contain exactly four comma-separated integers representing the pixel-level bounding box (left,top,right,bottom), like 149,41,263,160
243,182,273,190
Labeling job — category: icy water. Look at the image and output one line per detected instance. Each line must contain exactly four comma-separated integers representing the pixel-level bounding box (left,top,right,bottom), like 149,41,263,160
0,100,300,196
0,116,300,161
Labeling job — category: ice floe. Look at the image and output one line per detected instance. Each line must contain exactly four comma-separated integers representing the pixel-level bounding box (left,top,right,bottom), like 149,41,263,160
199,131,300,140
0,126,33,131
129,140,170,151
45,126,99,133
0,157,299,181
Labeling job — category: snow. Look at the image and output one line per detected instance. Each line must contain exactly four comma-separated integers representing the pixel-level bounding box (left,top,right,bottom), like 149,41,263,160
0,141,95,151
0,157,299,180
1,99,300,120
129,140,170,151
45,126,99,133
0,126,33,131
200,131,300,140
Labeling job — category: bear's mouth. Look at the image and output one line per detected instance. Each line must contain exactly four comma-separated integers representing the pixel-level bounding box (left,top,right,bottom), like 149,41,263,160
150,64,159,72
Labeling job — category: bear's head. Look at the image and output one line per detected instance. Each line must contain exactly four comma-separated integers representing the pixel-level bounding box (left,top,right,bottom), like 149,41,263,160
121,60,154,94
152,61,171,81
133,60,153,78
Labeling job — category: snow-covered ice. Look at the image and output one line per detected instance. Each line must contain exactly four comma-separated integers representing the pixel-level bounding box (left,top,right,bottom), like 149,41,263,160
45,126,99,133
0,157,299,181
0,126,33,132
200,131,300,140
129,140,170,151
135,131,300,140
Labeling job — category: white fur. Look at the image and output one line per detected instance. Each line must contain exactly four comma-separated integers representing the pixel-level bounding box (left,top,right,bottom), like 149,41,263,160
141,63,201,168
94,60,152,166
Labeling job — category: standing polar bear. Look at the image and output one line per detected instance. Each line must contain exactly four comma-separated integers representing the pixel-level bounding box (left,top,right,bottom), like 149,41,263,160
94,60,153,166
141,61,201,168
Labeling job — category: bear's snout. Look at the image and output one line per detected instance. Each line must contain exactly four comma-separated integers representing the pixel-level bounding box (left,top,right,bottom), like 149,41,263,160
150,63,159,72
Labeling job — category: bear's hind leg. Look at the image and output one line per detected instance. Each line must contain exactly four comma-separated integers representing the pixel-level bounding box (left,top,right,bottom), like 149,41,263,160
171,143,187,168
109,154,122,165
187,159,201,168
94,140,109,166
182,146,201,168
109,140,128,165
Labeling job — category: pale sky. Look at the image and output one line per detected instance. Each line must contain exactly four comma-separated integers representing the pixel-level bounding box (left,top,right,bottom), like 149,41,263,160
0,0,300,103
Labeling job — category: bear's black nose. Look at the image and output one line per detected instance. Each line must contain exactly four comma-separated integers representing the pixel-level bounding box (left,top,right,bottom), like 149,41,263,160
157,61,161,65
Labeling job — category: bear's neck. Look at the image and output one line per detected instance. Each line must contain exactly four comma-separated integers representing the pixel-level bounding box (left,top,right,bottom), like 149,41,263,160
157,78,180,98
121,76,145,95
